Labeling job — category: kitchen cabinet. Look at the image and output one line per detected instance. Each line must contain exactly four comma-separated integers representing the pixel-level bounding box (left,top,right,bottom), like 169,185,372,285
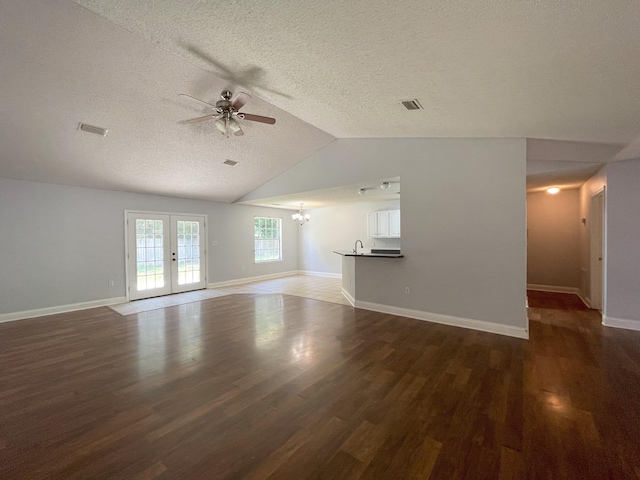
388,209,401,237
368,210,400,238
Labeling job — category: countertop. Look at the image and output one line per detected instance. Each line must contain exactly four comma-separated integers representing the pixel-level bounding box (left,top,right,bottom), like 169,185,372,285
333,250,404,258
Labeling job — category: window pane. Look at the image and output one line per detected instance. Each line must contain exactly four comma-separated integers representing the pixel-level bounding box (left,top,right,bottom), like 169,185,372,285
254,217,282,263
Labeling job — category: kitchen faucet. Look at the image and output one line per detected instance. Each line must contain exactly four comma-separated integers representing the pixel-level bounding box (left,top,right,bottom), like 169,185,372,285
353,239,364,255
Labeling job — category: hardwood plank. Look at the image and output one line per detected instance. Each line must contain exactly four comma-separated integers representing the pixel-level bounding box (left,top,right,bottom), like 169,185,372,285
1,291,639,478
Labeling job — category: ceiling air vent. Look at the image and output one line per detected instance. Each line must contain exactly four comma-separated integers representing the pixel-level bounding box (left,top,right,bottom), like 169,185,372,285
223,159,238,166
78,123,108,137
400,99,423,111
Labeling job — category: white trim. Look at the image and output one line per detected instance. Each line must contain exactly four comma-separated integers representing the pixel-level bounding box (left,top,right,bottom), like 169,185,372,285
298,270,342,279
602,315,640,331
354,300,529,339
207,271,299,289
341,288,355,306
602,315,640,332
577,292,592,309
527,284,580,294
0,297,128,324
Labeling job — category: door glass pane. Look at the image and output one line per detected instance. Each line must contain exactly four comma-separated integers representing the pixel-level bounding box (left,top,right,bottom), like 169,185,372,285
136,218,166,291
176,220,201,285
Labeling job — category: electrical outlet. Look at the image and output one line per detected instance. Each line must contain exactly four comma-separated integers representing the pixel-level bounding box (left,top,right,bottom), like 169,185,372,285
405,287,410,295
211,240,218,246
108,280,114,287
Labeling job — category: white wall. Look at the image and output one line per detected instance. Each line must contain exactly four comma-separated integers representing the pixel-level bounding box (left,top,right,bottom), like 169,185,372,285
604,158,640,325
299,200,400,275
240,138,528,333
527,189,580,289
0,177,299,315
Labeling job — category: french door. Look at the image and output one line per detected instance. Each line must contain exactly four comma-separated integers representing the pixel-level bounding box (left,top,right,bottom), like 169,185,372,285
126,212,207,300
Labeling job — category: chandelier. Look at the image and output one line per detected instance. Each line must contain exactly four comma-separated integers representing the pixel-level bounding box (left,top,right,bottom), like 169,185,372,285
292,203,310,225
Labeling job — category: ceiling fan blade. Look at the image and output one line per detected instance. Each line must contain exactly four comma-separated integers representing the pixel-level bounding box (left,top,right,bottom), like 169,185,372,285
178,93,217,109
231,92,251,111
180,115,217,124
241,113,276,125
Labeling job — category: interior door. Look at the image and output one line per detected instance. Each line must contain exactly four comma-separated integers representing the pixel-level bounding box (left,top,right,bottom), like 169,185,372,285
127,212,206,300
590,190,604,310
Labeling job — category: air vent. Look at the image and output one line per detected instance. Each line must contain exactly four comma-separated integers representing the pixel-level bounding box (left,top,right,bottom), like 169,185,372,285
400,99,423,110
223,159,238,166
78,123,108,136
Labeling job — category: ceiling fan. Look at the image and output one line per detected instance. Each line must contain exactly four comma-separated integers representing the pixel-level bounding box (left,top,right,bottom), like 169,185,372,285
178,90,276,137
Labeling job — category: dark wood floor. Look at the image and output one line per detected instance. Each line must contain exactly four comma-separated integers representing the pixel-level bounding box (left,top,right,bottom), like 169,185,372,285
1,292,639,479
526,290,591,311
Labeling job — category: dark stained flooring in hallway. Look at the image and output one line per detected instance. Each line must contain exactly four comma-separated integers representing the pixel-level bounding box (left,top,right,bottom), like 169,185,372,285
1,291,639,479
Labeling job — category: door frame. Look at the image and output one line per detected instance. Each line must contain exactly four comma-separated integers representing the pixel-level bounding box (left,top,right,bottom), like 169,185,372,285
124,210,208,301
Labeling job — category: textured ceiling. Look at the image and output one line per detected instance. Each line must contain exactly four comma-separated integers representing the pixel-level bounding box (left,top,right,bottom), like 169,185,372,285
73,0,640,143
1,0,639,204
0,0,334,203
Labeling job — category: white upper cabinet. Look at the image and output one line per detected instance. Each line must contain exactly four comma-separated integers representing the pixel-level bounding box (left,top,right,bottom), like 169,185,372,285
389,210,401,237
367,212,379,237
368,210,400,238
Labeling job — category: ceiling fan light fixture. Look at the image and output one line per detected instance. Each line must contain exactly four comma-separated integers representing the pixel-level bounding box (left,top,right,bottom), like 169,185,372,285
228,117,241,133
179,90,277,137
214,117,227,134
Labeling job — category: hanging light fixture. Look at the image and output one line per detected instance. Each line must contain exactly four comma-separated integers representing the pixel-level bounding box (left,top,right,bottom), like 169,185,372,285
214,113,243,137
214,116,227,134
292,203,310,225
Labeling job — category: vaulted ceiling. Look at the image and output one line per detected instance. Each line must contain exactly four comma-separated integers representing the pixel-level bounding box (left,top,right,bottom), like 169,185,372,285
1,0,639,204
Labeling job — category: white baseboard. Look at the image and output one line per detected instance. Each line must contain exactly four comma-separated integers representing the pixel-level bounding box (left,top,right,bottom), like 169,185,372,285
354,300,529,339
577,292,592,309
0,296,128,324
602,315,640,332
207,271,299,289
527,284,580,294
207,270,341,289
341,288,355,306
298,270,341,279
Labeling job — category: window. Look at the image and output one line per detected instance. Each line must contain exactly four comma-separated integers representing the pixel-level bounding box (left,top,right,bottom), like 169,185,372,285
254,217,282,263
